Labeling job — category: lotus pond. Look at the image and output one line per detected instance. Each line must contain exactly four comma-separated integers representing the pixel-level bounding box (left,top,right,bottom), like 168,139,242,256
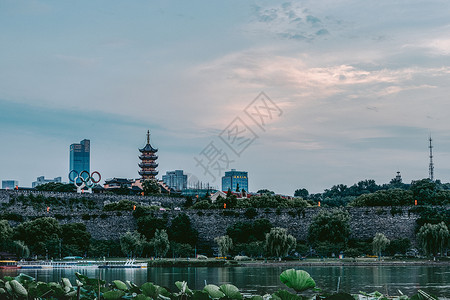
1,265,449,298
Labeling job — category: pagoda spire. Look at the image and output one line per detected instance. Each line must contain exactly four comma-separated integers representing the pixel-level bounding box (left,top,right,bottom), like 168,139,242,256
139,130,158,180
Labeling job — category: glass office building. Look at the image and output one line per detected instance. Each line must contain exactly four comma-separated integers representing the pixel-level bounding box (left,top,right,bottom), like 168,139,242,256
162,170,187,191
221,169,248,192
2,180,18,190
70,139,90,175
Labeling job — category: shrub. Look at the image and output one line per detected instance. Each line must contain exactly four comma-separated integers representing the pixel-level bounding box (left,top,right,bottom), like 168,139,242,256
244,207,258,219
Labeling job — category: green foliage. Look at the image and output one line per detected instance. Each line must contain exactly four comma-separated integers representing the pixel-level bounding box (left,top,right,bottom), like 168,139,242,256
0,220,13,245
0,213,24,222
136,215,167,240
151,229,170,258
13,217,62,256
226,219,272,244
412,207,450,230
88,239,122,257
35,182,76,192
0,270,443,299
308,209,350,246
170,242,194,258
214,235,233,257
372,233,390,259
103,200,137,211
244,207,258,219
120,231,146,257
294,188,309,198
265,227,296,258
350,189,414,206
417,222,449,257
386,238,411,256
168,213,198,246
61,223,91,256
279,269,316,293
192,200,211,209
142,179,161,195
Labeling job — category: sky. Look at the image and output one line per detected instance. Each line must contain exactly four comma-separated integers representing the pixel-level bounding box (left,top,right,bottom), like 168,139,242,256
1,0,450,195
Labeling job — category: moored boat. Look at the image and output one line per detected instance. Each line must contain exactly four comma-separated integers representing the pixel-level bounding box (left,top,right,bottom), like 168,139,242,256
0,260,20,269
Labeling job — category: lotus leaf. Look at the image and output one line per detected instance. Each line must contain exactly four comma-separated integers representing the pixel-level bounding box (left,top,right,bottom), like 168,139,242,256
219,284,243,300
279,269,315,292
192,290,210,300
10,280,28,297
273,289,304,300
135,294,152,300
113,280,128,291
103,290,125,300
176,281,193,295
203,284,225,299
141,282,158,298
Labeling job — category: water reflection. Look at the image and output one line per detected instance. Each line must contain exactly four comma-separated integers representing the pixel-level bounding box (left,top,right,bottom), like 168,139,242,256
1,265,449,296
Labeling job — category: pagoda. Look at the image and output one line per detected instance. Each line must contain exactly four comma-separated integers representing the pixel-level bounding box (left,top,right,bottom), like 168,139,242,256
138,130,159,180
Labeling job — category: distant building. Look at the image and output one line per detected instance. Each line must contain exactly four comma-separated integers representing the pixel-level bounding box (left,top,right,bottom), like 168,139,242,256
32,176,62,188
222,169,248,192
2,180,18,190
70,139,90,175
162,170,187,191
138,131,158,180
182,188,217,198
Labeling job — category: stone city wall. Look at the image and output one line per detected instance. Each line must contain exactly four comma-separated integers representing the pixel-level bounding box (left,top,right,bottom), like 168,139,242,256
0,190,185,208
2,191,440,243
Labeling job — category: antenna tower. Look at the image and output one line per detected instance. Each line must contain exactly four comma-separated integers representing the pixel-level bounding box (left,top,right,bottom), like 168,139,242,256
429,136,434,181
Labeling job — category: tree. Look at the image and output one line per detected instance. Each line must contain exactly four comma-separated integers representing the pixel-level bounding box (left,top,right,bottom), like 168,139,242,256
417,222,449,257
0,220,13,246
142,179,161,195
168,214,198,246
13,217,62,256
61,223,91,256
136,216,167,240
120,231,145,257
214,235,233,257
235,183,240,193
410,178,437,205
265,227,296,258
308,209,350,247
151,229,170,258
372,233,390,260
294,188,309,198
257,189,275,195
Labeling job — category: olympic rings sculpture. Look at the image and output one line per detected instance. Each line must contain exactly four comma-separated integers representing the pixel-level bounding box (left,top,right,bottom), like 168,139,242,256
68,170,101,191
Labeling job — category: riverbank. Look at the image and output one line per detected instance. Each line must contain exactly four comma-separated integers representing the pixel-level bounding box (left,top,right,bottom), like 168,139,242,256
147,257,450,267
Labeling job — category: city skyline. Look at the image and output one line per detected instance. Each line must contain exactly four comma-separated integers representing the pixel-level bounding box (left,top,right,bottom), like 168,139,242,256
1,1,450,194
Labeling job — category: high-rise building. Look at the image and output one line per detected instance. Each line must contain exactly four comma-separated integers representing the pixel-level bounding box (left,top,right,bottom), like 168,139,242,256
222,169,248,192
162,170,187,191
70,139,90,175
32,176,62,188
138,131,158,180
2,180,18,190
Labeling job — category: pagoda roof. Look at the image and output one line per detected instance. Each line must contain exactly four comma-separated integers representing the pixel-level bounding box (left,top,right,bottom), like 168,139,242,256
139,130,158,153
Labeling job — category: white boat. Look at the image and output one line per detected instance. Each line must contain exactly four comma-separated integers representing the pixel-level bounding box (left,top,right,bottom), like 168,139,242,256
18,259,147,269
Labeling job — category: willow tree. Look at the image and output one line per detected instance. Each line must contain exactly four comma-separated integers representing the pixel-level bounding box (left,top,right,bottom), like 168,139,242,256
214,235,233,257
417,222,449,257
152,229,170,258
265,227,296,258
372,233,390,260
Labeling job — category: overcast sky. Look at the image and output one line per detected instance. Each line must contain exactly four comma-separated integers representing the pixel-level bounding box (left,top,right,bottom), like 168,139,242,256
1,0,450,194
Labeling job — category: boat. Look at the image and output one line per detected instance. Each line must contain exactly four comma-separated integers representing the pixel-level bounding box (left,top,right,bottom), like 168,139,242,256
17,259,147,269
0,260,20,269
98,259,147,269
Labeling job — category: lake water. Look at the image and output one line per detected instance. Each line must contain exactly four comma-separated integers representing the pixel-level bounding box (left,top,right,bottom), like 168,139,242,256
1,265,449,297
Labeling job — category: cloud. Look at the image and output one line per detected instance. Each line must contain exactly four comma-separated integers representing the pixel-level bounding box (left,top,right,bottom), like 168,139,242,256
248,2,338,41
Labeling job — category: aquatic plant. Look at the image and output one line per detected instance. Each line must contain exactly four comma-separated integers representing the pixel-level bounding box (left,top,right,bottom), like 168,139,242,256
0,270,439,300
